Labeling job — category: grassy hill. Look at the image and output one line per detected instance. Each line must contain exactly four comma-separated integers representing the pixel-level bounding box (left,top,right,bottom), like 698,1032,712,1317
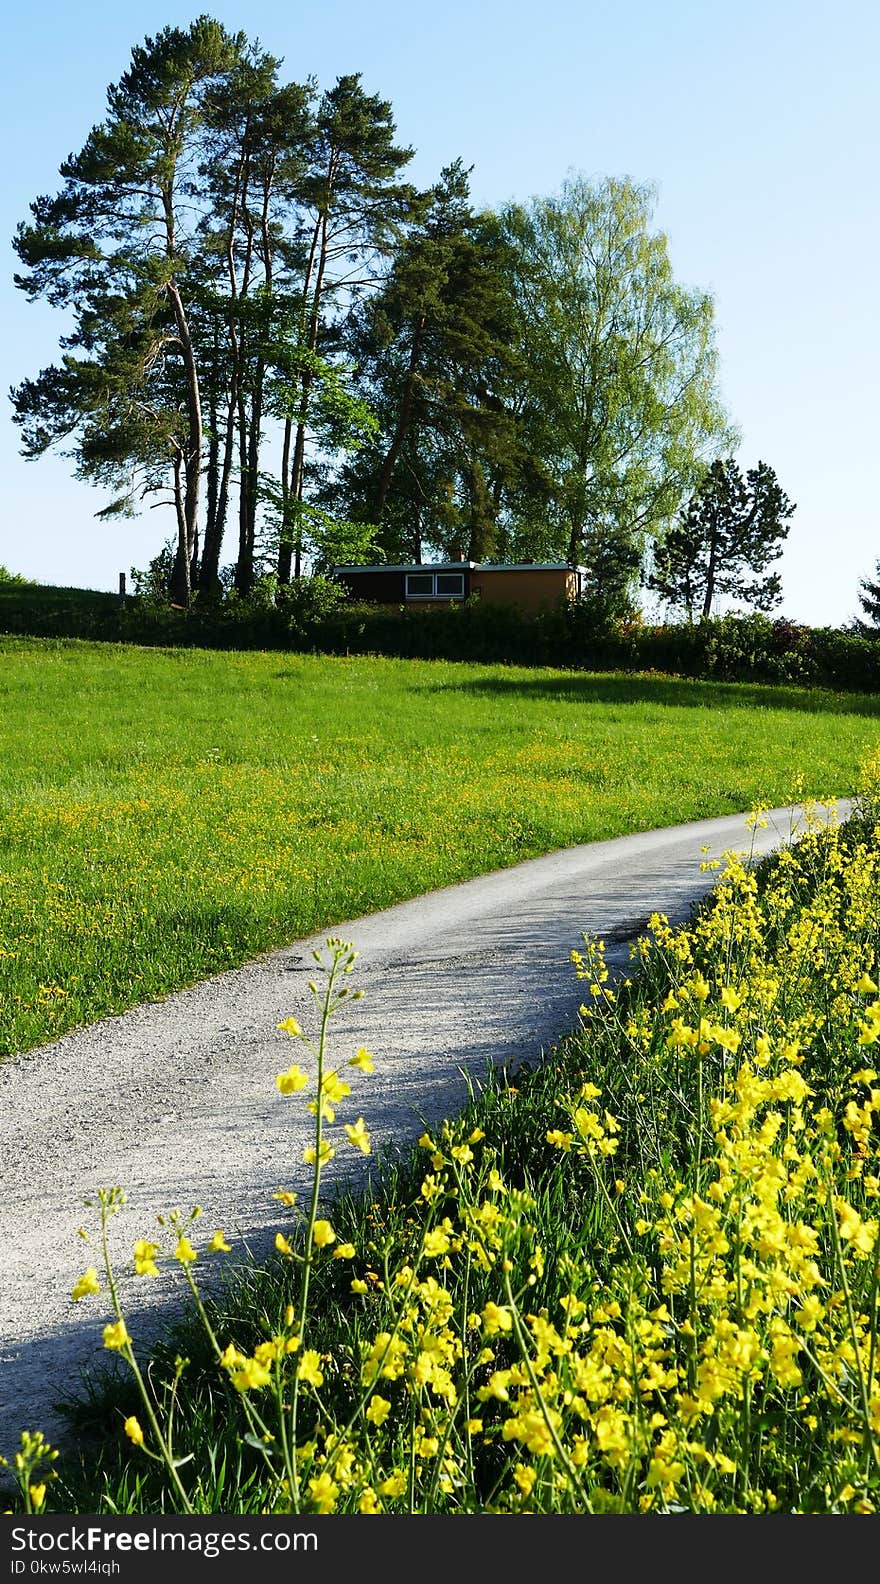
1,636,877,1058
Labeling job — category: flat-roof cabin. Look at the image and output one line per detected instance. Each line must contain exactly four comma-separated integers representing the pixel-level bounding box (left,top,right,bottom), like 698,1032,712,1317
334,562,585,614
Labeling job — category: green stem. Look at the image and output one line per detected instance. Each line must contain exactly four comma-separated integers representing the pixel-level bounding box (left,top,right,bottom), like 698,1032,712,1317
97,1194,194,1514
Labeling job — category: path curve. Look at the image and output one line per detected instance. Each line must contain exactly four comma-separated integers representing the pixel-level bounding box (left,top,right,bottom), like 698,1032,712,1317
0,802,848,1462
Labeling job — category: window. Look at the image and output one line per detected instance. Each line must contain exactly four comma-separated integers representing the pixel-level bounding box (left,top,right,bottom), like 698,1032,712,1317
435,573,465,597
405,571,465,599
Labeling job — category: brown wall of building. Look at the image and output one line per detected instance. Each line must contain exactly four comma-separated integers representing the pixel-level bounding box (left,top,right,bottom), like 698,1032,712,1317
336,570,407,603
471,568,576,612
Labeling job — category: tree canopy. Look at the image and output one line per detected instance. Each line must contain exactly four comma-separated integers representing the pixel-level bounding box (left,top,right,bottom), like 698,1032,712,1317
12,17,739,613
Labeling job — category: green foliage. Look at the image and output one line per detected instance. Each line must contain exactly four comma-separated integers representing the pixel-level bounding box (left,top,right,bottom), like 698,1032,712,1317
0,567,36,586
648,458,796,621
494,176,734,580
335,161,520,563
11,19,248,604
12,21,742,612
858,561,880,630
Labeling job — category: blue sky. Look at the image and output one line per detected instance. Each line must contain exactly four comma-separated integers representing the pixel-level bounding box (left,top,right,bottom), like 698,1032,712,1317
1,0,877,625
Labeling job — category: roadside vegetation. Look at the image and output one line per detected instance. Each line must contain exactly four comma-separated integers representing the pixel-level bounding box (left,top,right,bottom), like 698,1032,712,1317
11,760,880,1514
1,638,877,1058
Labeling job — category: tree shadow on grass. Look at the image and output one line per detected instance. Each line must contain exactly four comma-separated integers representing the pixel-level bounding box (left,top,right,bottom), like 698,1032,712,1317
416,671,880,717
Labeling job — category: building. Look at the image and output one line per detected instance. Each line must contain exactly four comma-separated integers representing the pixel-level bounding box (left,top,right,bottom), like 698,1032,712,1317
334,562,585,614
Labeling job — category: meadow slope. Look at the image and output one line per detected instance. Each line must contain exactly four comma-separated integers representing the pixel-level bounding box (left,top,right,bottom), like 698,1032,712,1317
1,637,877,1056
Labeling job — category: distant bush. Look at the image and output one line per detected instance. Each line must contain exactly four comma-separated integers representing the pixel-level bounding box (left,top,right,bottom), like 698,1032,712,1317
0,566,37,586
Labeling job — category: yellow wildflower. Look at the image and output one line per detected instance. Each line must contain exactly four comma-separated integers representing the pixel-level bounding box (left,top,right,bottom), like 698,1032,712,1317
133,1239,160,1277
297,1350,324,1387
307,1473,339,1513
71,1267,100,1302
365,1395,391,1426
103,1321,131,1351
344,1117,371,1154
276,1064,309,1095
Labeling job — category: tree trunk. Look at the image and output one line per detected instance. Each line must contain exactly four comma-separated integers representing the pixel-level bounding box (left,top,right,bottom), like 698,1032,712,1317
169,446,191,605
199,376,223,600
277,417,294,584
372,318,425,531
167,280,202,605
701,516,719,621
234,382,253,597
278,157,336,585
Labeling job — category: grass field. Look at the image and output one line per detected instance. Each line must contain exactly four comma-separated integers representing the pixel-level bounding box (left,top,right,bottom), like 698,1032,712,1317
1,636,879,1057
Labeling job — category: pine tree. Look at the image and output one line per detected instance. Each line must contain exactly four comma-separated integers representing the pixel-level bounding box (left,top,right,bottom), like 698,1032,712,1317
647,458,795,622
857,563,880,629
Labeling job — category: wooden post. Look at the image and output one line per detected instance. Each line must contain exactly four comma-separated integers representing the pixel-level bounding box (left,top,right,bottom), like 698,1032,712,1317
119,572,126,599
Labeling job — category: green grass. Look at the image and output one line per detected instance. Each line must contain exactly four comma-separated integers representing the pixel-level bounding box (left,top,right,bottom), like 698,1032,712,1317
1,636,878,1057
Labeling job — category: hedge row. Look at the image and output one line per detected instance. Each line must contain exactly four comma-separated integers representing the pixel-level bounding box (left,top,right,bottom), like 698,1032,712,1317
2,585,879,692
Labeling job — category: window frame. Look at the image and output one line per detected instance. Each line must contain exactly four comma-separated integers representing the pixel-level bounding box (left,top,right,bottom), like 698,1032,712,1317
404,571,465,600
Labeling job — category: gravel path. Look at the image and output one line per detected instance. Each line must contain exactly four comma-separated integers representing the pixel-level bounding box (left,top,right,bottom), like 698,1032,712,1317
0,803,845,1464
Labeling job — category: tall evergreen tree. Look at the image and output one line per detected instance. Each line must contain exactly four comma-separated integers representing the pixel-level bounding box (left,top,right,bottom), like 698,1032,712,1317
11,18,244,604
275,73,417,583
335,163,519,563
198,53,315,594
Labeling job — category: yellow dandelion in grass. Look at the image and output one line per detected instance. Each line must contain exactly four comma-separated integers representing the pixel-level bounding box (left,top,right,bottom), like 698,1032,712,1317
333,1243,356,1259
351,1278,368,1294
312,1220,336,1248
349,1047,374,1073
275,1233,294,1256
103,1320,131,1351
124,1416,144,1447
71,1267,100,1302
344,1117,371,1154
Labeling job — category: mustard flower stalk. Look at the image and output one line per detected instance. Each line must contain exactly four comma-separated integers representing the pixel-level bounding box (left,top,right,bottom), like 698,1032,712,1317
94,1189,194,1514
